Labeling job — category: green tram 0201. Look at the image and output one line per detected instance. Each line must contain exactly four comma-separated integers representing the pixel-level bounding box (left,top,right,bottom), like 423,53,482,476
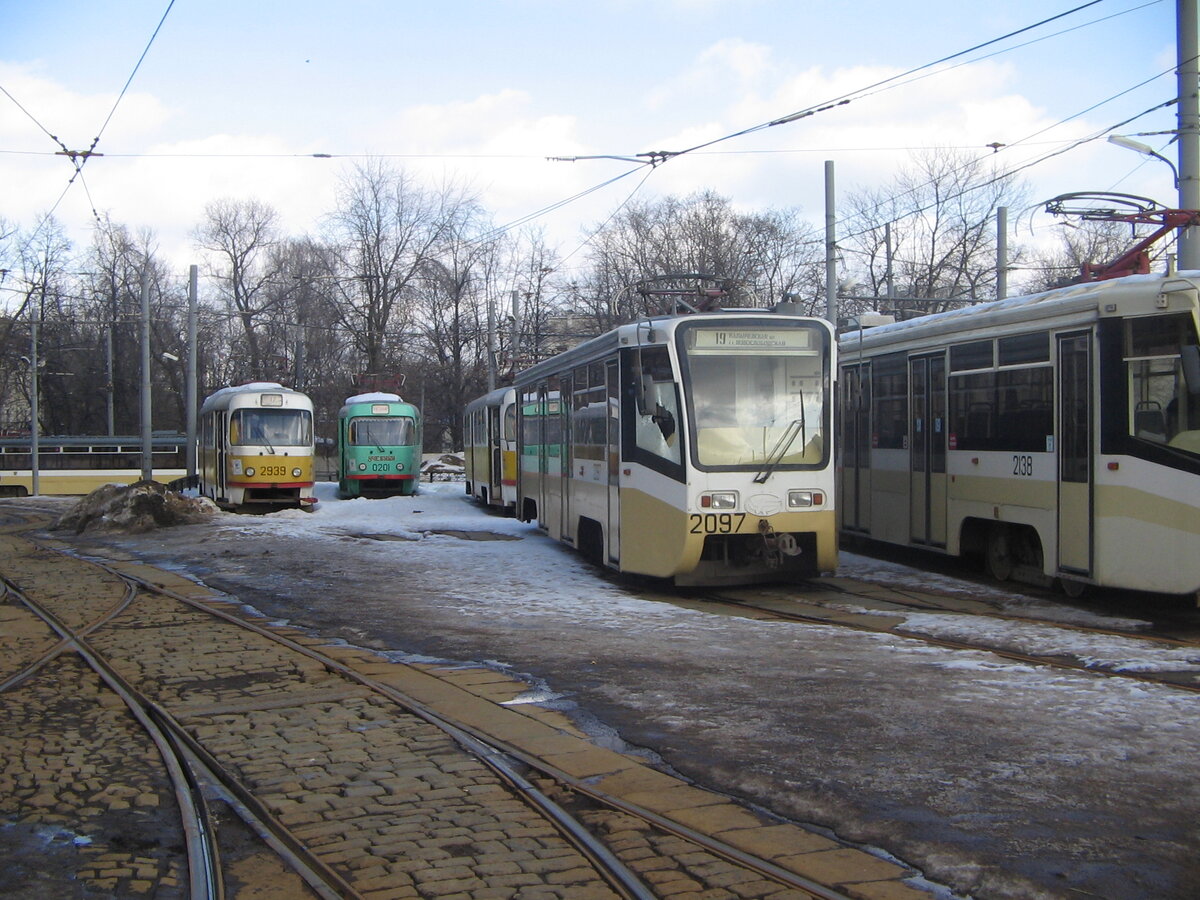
336,393,422,498
510,310,838,586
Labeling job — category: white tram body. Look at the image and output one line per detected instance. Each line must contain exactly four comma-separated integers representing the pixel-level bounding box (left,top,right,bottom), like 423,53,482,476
198,382,316,510
464,387,517,512
838,273,1200,597
512,311,837,586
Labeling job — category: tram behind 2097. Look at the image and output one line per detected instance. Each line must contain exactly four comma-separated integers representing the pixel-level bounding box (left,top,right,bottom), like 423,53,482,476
198,382,316,511
464,387,517,513
336,392,422,498
505,310,837,586
839,273,1200,598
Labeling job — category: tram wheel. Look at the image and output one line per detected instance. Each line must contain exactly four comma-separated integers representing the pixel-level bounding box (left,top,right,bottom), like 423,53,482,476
985,525,1015,582
1058,577,1089,599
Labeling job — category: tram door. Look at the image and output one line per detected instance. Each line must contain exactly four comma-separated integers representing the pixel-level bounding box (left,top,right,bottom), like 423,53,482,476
486,404,503,504
1057,333,1092,575
840,364,871,532
215,412,228,498
606,359,621,564
909,354,947,547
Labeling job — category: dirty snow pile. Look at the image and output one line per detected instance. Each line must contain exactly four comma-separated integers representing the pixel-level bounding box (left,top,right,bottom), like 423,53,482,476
53,481,217,535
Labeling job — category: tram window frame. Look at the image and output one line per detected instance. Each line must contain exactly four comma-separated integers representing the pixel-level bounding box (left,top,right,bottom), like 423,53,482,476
573,364,608,462
950,340,994,372
620,347,684,481
998,332,1050,366
872,352,907,450
948,365,1053,453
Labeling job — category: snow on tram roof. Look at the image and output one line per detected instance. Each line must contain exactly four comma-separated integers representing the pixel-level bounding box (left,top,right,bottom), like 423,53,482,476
839,272,1200,349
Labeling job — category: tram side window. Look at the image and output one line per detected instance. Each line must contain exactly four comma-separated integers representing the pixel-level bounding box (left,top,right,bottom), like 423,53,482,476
504,403,517,443
1125,313,1200,451
872,353,907,450
621,347,682,473
949,373,994,450
996,367,1053,452
572,364,607,462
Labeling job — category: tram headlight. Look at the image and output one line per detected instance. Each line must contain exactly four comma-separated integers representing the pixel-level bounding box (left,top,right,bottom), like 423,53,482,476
701,491,738,510
358,462,368,471
788,490,824,508
292,467,302,478
244,467,255,477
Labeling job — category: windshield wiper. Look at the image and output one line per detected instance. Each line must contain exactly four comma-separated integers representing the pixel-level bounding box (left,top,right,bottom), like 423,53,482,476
753,411,805,484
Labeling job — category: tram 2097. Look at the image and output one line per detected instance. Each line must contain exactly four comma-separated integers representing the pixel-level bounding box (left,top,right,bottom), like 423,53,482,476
511,311,837,586
839,273,1200,598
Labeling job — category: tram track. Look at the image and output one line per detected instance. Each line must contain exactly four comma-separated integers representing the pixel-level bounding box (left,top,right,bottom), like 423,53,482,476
691,576,1200,694
0,506,901,900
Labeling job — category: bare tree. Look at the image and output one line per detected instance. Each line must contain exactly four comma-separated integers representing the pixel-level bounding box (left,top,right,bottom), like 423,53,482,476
322,163,477,379
194,198,284,381
577,191,823,328
840,149,1028,319
1016,218,1154,293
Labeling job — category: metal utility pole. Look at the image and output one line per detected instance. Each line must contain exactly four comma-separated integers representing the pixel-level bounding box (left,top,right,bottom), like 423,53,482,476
105,326,115,436
140,274,152,481
29,322,39,496
486,295,497,391
997,206,1009,300
1178,0,1200,268
186,265,198,480
825,160,838,325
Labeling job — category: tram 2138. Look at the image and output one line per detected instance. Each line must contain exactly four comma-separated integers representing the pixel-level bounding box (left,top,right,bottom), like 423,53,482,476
839,273,1200,598
512,311,837,586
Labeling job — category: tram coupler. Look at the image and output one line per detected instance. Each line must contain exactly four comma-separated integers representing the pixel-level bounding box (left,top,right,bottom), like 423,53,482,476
757,519,802,568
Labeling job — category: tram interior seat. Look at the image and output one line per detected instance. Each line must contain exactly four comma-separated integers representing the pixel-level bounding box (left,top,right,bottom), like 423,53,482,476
1134,401,1167,441
966,402,992,443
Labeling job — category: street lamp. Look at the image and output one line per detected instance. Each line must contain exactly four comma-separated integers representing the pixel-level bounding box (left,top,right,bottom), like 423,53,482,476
1108,134,1180,188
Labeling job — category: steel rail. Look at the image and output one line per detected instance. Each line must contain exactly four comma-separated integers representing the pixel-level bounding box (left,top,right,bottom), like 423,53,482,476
9,585,223,900
702,588,1200,694
111,569,657,900
6,569,362,900
13,529,651,899
0,574,139,693
108,564,861,900
807,576,1200,648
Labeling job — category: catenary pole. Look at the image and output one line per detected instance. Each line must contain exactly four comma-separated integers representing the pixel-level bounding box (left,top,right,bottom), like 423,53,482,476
140,273,152,481
1179,0,1200,268
187,265,198,480
997,206,1008,300
30,321,39,496
825,160,837,325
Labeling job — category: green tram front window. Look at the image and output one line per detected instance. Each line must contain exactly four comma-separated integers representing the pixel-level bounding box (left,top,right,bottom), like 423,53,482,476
349,417,415,446
681,323,828,469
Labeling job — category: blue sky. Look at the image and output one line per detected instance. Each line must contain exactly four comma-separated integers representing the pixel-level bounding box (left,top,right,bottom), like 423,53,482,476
0,1,1182,275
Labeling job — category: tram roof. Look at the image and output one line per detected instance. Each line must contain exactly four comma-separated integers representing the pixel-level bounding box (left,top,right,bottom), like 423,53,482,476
838,272,1200,353
199,382,311,413
513,308,825,386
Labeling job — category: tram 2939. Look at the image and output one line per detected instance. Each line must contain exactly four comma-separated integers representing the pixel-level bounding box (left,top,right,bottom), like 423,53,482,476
838,273,1200,598
511,311,837,586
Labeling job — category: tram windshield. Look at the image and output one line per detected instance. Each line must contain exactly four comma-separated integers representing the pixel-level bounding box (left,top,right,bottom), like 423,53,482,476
230,408,312,448
349,417,415,447
681,323,827,469
1125,313,1200,456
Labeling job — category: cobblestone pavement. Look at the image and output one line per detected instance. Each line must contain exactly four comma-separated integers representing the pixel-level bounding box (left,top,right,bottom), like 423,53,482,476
1,510,930,899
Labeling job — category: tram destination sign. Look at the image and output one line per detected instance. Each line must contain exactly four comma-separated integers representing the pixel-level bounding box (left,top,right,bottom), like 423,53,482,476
691,327,815,354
